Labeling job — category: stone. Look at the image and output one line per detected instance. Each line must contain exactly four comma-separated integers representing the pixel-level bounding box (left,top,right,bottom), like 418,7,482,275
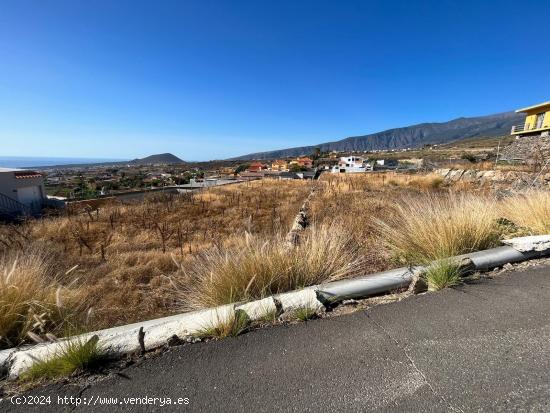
502,235,550,252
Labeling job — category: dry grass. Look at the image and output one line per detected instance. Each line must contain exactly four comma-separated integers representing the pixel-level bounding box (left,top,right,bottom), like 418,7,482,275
3,172,550,348
176,223,366,310
375,193,501,263
321,172,445,192
0,245,85,349
499,191,550,234
0,180,310,338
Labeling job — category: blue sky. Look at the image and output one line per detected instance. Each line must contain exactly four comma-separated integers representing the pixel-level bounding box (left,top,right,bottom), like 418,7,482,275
1,0,549,161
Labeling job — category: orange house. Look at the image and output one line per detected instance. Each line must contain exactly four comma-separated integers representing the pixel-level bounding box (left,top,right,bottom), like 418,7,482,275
247,162,266,172
290,157,313,169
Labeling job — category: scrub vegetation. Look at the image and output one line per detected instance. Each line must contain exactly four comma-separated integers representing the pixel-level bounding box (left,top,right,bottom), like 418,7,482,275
2,172,550,348
177,223,366,310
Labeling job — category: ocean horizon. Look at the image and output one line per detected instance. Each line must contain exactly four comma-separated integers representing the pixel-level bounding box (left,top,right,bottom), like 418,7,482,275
0,156,126,168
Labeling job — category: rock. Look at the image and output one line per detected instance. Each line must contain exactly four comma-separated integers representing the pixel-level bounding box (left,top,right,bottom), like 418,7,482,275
437,168,451,178
412,277,428,294
450,169,465,181
502,235,550,252
462,170,477,182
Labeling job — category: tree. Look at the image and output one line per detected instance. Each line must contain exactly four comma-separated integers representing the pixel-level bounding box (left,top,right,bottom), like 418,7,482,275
312,147,321,160
235,163,250,174
289,163,307,172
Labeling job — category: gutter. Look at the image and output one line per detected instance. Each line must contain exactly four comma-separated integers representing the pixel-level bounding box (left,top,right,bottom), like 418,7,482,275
2,235,549,380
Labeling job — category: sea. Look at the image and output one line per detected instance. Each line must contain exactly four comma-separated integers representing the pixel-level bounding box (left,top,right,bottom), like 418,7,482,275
0,156,125,169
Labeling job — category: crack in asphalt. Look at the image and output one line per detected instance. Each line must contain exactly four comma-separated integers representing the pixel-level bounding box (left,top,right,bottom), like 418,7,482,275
364,311,465,413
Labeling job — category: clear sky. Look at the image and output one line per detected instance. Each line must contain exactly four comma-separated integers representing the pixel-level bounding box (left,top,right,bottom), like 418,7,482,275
1,0,549,161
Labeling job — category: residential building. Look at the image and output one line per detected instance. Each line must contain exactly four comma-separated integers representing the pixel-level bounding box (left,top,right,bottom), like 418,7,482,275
331,156,371,173
271,160,289,171
0,168,46,216
511,101,550,137
247,162,267,172
297,157,313,168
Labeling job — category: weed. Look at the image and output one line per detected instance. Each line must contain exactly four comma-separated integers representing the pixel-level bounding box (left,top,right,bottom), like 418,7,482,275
293,306,317,321
20,335,105,381
423,260,462,291
195,309,250,339
256,307,278,324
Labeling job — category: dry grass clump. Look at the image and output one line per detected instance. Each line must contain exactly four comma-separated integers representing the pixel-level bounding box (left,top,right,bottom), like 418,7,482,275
376,193,501,263
0,245,84,349
177,223,366,310
321,172,445,192
499,191,550,234
406,174,444,190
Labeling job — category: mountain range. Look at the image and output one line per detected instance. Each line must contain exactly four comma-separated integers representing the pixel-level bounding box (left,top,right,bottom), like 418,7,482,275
231,111,523,160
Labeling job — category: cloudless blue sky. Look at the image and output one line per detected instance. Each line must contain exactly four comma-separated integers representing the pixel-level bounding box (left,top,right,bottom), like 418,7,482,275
1,0,549,160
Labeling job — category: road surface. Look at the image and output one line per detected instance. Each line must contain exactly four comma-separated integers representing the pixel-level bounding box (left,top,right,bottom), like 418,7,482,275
3,265,550,412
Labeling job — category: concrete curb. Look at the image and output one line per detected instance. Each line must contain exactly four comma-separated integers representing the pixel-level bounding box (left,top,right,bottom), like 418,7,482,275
2,235,549,380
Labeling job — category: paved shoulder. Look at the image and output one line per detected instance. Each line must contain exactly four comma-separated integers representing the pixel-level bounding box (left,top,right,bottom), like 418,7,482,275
3,266,550,412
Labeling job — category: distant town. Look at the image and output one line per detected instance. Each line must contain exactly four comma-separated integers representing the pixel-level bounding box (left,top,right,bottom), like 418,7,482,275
33,146,444,200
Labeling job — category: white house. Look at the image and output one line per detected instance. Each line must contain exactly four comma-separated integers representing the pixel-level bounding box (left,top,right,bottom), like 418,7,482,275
0,168,46,216
331,156,372,173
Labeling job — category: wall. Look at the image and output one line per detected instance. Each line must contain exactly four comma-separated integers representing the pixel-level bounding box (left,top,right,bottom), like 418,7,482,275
435,168,550,189
0,171,45,213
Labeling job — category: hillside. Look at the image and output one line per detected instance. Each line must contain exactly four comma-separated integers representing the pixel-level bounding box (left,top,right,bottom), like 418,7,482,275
129,153,185,165
232,111,523,160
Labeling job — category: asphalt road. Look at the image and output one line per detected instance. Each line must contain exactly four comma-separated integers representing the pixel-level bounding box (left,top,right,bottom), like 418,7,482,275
2,265,550,412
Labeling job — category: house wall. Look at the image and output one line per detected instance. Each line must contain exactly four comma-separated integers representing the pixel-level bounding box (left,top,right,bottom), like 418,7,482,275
523,107,550,130
0,171,45,213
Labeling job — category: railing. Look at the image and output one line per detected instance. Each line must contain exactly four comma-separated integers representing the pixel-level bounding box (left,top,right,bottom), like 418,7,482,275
511,123,549,134
511,124,525,134
0,192,30,217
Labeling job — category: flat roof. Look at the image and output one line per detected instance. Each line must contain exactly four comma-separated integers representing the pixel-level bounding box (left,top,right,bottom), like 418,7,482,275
515,101,550,113
0,167,25,172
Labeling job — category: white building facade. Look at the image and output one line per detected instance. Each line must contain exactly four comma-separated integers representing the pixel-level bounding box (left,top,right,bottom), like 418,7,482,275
0,168,46,216
331,156,372,173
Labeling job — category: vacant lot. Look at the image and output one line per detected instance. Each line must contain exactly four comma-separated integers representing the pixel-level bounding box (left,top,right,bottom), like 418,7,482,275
2,172,549,349
0,180,311,347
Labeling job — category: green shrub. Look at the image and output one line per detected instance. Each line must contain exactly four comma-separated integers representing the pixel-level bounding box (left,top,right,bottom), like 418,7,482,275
195,310,250,339
423,260,462,291
21,335,105,381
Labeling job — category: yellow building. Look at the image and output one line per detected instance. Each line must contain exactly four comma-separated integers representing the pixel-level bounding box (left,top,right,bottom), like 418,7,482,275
512,101,550,137
271,160,289,171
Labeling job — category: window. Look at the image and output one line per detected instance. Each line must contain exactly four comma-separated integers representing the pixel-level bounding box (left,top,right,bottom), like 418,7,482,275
536,112,546,129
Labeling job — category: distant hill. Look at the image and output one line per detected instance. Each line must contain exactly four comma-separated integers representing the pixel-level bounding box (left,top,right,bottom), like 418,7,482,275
129,153,185,165
231,111,524,160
